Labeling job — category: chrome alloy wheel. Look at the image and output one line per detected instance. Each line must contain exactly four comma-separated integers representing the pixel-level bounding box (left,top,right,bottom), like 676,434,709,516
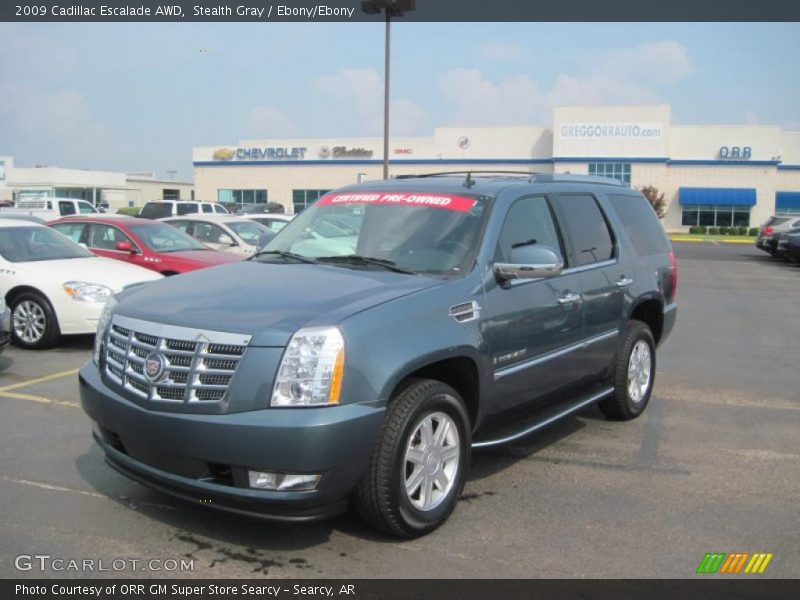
627,340,652,403
403,411,461,511
13,300,46,344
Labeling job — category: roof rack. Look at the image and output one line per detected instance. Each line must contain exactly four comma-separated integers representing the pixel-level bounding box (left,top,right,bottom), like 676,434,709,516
395,170,535,179
394,170,628,187
530,173,628,187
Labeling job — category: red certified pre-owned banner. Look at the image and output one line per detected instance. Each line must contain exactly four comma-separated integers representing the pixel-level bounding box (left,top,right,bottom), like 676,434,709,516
317,192,477,212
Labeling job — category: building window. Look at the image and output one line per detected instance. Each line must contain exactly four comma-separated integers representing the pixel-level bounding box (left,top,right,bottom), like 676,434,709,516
292,189,331,214
588,162,631,184
776,207,800,214
217,189,268,206
681,205,751,227
162,188,180,200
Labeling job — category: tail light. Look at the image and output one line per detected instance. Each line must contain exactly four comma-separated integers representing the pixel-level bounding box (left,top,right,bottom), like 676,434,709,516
668,249,677,302
763,226,774,236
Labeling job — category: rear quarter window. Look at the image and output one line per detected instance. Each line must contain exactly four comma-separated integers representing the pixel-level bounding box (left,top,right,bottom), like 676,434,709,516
607,194,670,256
139,203,172,219
177,203,199,215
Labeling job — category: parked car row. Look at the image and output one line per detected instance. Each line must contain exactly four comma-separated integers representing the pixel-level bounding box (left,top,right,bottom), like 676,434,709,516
0,211,280,349
756,215,800,262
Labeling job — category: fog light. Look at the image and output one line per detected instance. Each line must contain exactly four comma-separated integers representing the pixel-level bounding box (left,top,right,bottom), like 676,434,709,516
247,470,321,491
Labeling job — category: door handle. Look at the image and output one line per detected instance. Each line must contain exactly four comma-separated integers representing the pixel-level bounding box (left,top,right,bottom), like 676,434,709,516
616,276,634,288
557,292,582,305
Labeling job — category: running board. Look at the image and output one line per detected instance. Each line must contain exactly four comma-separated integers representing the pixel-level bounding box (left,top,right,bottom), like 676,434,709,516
471,386,614,449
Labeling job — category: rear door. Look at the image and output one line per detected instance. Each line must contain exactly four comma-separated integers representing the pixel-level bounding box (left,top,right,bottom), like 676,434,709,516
551,193,627,380
482,194,586,413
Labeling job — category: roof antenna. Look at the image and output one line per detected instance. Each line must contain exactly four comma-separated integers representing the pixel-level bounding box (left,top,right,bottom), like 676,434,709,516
464,172,475,188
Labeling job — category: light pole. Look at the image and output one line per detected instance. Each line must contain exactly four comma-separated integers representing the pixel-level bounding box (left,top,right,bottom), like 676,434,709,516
361,0,415,180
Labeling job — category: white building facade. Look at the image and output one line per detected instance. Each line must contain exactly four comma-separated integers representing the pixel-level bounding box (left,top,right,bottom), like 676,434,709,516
0,157,194,209
194,104,800,230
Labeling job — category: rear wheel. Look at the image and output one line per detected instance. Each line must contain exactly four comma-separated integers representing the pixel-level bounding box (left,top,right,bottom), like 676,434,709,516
355,379,471,538
599,320,655,420
11,292,61,350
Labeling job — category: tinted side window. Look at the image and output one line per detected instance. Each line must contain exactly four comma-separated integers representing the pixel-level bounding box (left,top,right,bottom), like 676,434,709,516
202,204,213,213
553,194,614,267
59,201,76,216
139,203,172,219
496,196,562,263
177,203,198,215
608,194,670,256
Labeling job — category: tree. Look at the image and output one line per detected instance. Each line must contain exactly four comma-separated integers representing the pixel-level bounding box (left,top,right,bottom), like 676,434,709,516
640,185,667,219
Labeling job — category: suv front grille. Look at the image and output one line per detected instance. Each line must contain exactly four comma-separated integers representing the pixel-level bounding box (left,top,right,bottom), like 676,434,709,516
103,316,251,405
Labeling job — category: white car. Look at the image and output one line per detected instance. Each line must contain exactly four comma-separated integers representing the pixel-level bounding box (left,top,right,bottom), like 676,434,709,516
239,213,293,233
160,214,272,256
139,200,230,219
0,219,162,349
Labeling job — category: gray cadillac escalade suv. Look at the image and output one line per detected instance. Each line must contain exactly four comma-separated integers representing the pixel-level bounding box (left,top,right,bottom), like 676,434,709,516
80,173,677,537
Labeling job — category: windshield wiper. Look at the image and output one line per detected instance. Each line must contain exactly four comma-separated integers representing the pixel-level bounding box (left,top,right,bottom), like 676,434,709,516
253,250,317,264
316,255,416,275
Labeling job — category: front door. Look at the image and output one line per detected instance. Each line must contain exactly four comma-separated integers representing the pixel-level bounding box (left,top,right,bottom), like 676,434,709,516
482,195,585,414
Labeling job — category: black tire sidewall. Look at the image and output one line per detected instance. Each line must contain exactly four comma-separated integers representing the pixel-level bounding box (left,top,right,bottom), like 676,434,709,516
391,386,471,534
10,292,59,350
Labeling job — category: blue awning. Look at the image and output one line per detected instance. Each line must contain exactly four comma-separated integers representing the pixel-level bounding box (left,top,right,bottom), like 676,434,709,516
679,187,756,207
776,192,800,211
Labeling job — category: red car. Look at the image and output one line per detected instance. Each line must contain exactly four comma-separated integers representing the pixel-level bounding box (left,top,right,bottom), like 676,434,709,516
48,215,242,275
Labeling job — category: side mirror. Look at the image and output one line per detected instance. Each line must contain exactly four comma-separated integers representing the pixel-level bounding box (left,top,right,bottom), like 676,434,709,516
115,241,135,253
494,245,564,283
218,234,236,246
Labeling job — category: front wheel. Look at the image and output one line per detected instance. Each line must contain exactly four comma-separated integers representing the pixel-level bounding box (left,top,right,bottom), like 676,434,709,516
355,379,471,538
11,292,61,349
599,320,656,420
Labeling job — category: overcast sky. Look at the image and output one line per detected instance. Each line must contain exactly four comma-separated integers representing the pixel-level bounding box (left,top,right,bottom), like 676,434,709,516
1,22,799,180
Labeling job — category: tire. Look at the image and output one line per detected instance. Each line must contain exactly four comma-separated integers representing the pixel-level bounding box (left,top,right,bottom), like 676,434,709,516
355,379,471,538
10,292,61,350
598,320,656,421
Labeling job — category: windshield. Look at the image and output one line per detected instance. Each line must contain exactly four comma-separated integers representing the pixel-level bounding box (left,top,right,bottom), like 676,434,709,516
129,223,207,252
226,220,270,245
258,191,489,274
0,226,94,262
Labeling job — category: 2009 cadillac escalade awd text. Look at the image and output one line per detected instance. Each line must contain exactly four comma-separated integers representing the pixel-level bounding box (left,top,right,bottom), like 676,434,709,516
80,173,677,537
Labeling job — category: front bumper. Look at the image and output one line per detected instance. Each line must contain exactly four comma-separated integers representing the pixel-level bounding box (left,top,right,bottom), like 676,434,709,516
79,363,385,522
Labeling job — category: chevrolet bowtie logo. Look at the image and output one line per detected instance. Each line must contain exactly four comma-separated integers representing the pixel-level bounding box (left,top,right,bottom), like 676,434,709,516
212,148,235,160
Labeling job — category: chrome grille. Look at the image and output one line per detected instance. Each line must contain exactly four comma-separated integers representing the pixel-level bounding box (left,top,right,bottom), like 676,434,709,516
103,316,251,405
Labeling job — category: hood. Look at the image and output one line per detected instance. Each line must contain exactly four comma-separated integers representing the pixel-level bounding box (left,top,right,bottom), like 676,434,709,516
26,256,161,292
165,250,243,266
116,261,443,346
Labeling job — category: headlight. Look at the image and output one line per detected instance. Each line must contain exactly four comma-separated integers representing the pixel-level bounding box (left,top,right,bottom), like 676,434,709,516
271,326,345,407
93,295,117,365
63,281,113,302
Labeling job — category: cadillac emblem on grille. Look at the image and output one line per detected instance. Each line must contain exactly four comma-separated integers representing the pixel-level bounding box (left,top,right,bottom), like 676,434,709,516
144,352,166,382
103,315,251,405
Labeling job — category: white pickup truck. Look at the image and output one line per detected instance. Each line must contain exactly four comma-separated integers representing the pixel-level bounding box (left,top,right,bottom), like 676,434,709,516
0,197,100,220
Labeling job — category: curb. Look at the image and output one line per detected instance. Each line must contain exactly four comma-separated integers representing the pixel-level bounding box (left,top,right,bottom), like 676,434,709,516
670,237,755,245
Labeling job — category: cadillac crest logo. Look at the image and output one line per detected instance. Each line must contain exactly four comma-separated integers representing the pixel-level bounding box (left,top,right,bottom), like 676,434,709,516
144,352,166,382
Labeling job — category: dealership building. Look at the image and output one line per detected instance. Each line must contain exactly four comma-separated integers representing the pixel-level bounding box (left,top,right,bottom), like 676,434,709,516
193,104,800,230
0,156,194,209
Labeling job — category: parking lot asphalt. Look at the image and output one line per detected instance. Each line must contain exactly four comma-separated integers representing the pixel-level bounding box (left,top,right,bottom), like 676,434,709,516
1,241,798,579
